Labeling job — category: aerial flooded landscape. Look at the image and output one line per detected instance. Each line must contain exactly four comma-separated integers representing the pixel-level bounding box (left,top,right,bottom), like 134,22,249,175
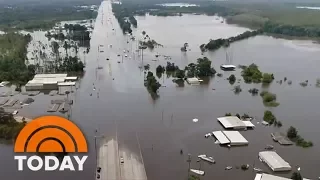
0,0,319,180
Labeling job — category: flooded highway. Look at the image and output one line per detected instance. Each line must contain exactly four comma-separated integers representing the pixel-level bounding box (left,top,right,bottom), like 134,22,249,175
0,1,320,180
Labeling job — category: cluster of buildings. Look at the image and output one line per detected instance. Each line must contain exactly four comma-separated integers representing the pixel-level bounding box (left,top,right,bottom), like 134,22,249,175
210,116,306,179
25,74,77,91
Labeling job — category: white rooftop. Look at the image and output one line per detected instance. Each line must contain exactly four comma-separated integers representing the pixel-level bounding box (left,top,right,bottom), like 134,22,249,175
212,131,230,145
223,131,248,145
34,74,67,78
186,78,200,84
65,77,78,80
58,82,76,86
254,173,290,180
27,77,65,84
242,121,255,128
221,65,236,68
259,151,291,172
217,116,246,129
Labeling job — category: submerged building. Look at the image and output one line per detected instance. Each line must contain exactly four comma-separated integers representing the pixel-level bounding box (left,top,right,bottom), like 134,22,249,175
212,130,248,146
259,151,291,172
25,74,77,91
217,116,255,130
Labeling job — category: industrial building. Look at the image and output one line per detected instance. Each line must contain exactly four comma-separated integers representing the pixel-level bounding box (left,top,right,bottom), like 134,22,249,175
259,151,291,172
212,131,230,145
217,116,255,130
254,173,290,180
212,131,248,146
25,74,77,90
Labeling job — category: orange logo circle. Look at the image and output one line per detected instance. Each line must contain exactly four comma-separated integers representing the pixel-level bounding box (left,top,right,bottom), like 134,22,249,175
14,116,88,153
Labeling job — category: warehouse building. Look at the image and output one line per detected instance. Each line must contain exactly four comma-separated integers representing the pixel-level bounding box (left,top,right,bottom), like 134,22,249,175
217,116,255,130
212,131,248,146
259,151,291,172
25,74,77,90
254,173,290,180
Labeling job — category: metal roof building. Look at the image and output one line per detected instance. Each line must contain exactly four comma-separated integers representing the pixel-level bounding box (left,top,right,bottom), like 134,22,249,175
25,74,78,90
242,121,255,128
212,131,230,145
259,151,291,172
34,74,67,78
222,131,248,146
254,173,290,180
217,116,247,129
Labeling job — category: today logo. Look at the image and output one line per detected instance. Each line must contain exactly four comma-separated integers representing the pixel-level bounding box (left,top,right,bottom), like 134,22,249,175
14,116,88,171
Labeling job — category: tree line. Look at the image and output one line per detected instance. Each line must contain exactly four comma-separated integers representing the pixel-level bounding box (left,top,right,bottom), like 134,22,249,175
0,33,35,85
200,30,263,51
46,24,91,44
112,3,138,34
0,3,97,31
0,108,26,141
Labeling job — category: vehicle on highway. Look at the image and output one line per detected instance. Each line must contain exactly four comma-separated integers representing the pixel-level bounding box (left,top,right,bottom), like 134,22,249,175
97,167,101,173
97,174,100,179
120,157,124,164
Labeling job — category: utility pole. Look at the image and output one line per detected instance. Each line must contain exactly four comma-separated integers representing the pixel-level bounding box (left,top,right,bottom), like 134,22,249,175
141,48,144,65
94,129,98,170
187,154,192,179
197,159,202,180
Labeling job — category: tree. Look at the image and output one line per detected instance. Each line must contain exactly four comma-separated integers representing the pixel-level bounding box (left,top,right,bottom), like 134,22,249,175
156,65,165,74
63,41,68,57
263,110,276,124
233,85,242,94
175,69,185,79
145,72,161,94
166,62,178,72
228,74,236,84
241,63,263,83
51,41,60,60
235,113,240,119
142,31,146,36
291,172,302,180
262,73,274,83
287,126,298,139
144,64,150,71
196,57,216,76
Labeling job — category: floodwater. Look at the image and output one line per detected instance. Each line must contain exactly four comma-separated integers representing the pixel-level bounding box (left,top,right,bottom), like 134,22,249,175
0,1,320,180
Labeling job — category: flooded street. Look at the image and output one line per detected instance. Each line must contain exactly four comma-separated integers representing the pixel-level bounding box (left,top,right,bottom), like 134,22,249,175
0,1,320,180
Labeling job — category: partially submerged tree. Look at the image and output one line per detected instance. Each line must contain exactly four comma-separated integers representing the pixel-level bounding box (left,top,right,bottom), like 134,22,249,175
291,171,302,180
287,126,298,139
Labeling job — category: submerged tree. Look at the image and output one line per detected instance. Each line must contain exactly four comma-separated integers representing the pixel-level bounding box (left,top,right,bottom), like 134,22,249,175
145,71,161,97
291,171,302,180
196,57,216,77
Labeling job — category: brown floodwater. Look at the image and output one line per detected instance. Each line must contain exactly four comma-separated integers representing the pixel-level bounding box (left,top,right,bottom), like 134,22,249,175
0,1,320,180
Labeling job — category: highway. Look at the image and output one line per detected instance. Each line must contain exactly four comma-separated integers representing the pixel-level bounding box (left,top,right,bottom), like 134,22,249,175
96,138,147,180
94,1,148,179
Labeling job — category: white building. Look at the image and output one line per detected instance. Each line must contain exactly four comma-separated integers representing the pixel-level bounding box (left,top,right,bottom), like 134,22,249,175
254,173,290,180
212,131,248,146
259,151,291,172
217,116,254,130
222,131,248,146
186,77,201,84
25,74,77,90
212,131,230,145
